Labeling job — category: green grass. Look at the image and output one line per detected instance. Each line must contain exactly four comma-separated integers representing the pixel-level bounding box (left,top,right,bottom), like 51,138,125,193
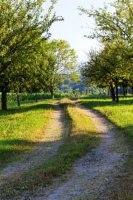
0,100,100,199
80,96,133,200
80,96,133,140
0,100,53,168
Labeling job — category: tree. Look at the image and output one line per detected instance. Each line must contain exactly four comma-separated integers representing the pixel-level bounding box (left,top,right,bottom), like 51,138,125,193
81,42,132,102
80,0,133,62
80,0,133,43
0,0,62,110
80,0,133,101
38,40,77,99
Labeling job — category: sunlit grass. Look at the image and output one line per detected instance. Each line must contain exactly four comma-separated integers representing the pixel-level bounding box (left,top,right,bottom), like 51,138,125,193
67,105,97,136
0,100,53,168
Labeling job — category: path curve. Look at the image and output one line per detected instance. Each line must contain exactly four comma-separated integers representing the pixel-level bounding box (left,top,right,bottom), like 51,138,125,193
25,105,128,200
0,104,65,186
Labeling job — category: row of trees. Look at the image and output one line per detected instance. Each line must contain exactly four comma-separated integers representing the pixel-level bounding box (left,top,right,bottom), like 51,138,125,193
80,0,133,102
0,0,77,110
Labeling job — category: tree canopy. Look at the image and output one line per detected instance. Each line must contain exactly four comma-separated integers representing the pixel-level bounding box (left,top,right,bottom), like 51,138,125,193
80,0,133,101
0,0,62,110
36,40,77,98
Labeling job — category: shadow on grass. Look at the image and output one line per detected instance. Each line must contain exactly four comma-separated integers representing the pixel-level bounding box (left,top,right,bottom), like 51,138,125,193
0,139,35,146
0,130,99,179
122,125,133,144
80,96,133,109
0,103,53,117
0,139,38,168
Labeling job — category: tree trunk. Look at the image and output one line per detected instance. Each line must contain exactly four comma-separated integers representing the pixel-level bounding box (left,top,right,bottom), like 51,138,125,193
115,82,119,102
110,84,115,101
50,90,54,99
1,91,7,111
17,94,20,106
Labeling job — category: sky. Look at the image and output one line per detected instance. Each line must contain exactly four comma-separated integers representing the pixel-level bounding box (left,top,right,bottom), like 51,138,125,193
50,0,112,62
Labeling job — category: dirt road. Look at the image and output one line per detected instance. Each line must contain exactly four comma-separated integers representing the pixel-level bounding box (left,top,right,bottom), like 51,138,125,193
22,105,128,200
0,104,129,200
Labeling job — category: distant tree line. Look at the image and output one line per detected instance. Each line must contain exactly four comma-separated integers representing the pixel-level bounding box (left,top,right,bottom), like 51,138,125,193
0,0,77,110
80,0,133,102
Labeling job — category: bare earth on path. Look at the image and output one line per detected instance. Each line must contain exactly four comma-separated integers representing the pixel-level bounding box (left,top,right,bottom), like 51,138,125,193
0,104,66,187
24,105,129,200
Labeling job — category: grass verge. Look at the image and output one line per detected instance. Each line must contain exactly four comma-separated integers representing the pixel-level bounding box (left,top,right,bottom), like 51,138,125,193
80,96,133,200
0,100,99,199
0,100,53,168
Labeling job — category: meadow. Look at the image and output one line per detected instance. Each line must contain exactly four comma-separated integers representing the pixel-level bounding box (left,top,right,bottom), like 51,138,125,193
0,100,53,168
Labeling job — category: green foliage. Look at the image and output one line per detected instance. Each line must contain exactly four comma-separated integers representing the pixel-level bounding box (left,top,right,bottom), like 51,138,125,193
80,0,133,45
0,0,60,69
36,40,78,98
80,0,133,102
0,0,62,110
82,42,132,86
